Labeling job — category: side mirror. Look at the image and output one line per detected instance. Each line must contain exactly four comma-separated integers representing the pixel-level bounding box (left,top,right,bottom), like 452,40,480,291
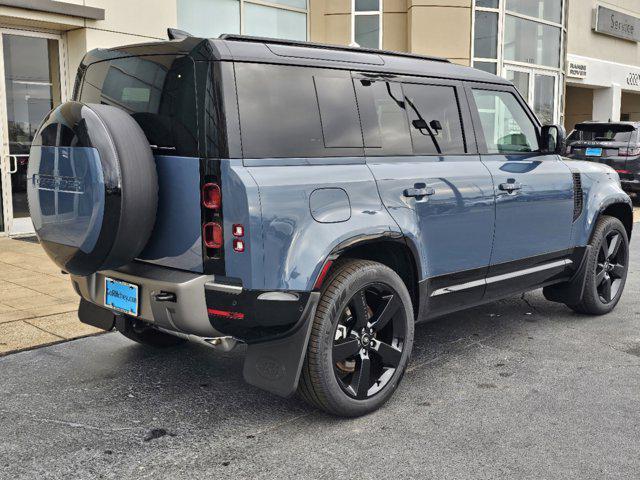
541,124,566,155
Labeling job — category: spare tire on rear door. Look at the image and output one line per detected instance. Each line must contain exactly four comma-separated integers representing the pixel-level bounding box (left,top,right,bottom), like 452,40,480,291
27,101,158,276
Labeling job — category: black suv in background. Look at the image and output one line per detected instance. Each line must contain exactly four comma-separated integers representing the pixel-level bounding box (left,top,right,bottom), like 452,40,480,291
566,122,640,194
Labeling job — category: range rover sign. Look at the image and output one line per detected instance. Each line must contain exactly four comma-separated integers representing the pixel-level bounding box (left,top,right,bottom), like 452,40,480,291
593,5,640,43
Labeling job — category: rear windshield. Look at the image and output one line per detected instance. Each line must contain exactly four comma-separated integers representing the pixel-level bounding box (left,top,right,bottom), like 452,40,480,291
79,55,198,157
568,124,635,144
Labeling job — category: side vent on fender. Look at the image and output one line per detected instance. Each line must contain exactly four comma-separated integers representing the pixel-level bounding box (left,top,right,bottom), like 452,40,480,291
572,172,583,222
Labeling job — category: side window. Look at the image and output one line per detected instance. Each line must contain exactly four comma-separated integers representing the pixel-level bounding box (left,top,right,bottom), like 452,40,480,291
81,55,198,157
235,63,362,159
472,89,539,153
314,76,363,148
403,83,466,155
354,79,412,156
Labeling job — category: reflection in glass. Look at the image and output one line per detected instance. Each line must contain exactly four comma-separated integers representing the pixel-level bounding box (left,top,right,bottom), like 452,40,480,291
504,15,560,67
476,0,499,7
472,89,539,153
355,15,380,49
474,11,498,59
3,34,60,219
534,74,555,125
245,3,307,40
506,0,562,23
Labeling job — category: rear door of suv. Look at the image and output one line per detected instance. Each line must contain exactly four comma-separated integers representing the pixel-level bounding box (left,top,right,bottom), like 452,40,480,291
358,75,495,316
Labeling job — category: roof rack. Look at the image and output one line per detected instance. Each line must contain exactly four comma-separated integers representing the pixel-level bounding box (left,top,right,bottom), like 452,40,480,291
218,34,451,64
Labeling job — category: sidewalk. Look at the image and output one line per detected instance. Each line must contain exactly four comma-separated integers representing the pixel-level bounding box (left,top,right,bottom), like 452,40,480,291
0,236,101,355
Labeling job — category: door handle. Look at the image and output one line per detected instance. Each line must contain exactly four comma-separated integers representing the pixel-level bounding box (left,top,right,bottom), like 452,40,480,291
403,186,435,198
498,182,522,193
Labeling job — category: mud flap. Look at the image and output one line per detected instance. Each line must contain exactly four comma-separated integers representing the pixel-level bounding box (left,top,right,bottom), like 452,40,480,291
243,292,320,398
78,298,116,331
543,246,592,305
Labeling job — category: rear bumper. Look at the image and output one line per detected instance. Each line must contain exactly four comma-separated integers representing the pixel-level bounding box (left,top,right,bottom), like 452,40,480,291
71,261,313,343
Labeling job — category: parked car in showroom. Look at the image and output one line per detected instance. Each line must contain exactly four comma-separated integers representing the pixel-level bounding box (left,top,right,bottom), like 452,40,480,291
566,121,640,194
27,33,632,417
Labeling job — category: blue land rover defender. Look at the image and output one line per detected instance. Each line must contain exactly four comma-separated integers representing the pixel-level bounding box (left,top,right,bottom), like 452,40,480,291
27,34,632,417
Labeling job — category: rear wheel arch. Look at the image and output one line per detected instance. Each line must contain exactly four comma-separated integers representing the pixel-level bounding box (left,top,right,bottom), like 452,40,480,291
322,237,421,320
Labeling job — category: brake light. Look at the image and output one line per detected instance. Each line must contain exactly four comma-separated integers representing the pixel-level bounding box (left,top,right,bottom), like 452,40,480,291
616,169,631,174
202,183,221,210
619,147,640,156
232,224,244,237
203,222,223,249
233,239,245,252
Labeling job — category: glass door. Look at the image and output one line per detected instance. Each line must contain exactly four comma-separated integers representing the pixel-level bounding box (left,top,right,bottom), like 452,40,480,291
0,30,64,236
504,66,558,126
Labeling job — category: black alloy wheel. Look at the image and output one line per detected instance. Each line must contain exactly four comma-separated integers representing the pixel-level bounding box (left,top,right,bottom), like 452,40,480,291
332,283,407,399
595,229,627,304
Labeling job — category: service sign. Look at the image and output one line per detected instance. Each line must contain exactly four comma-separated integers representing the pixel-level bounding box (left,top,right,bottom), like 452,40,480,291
593,5,640,43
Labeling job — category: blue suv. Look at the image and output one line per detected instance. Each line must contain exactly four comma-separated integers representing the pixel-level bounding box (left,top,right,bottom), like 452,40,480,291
27,34,632,417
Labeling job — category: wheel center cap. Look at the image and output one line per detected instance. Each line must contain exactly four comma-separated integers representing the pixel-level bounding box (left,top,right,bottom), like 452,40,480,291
360,333,371,348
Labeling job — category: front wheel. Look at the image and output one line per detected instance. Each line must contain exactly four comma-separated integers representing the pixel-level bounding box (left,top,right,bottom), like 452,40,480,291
298,259,414,417
569,215,629,315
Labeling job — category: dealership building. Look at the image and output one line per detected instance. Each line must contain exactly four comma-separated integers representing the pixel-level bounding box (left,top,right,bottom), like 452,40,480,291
0,0,638,236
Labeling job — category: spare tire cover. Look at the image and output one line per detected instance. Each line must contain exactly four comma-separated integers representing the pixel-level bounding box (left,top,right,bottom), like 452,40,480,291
27,101,158,276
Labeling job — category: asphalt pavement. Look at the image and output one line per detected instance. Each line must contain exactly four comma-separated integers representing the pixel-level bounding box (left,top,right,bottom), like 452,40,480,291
1,242,640,479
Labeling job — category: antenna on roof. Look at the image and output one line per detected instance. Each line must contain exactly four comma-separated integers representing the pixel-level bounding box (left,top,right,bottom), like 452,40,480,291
167,28,192,40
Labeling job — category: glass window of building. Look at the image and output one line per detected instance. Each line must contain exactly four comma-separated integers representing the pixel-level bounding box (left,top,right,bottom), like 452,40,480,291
472,0,565,125
352,0,382,49
177,0,308,40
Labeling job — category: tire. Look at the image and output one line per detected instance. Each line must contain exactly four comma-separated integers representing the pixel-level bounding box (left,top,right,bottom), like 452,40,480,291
28,101,158,276
569,215,629,315
298,259,414,417
118,316,186,348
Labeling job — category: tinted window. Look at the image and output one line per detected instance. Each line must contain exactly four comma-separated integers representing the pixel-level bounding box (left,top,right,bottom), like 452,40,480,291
80,55,198,157
403,83,466,155
354,79,412,156
314,76,362,148
236,63,362,158
567,125,635,143
472,89,539,153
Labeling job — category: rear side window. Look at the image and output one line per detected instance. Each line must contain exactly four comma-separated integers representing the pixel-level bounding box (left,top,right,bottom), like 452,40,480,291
354,79,413,156
403,83,466,155
80,55,198,157
235,63,362,159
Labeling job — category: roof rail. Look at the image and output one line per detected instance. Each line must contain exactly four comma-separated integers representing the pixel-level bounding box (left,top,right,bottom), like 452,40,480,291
218,34,451,64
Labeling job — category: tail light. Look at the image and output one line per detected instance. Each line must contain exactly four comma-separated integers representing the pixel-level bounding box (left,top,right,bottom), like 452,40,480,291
203,222,223,249
616,169,631,174
619,147,640,156
202,183,221,210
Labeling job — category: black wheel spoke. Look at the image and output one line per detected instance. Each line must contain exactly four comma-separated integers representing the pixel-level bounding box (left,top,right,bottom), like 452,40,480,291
600,242,608,262
595,267,606,286
372,340,402,368
350,290,370,330
333,338,360,362
600,276,612,302
350,355,371,399
611,263,625,279
370,294,401,332
607,233,621,260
